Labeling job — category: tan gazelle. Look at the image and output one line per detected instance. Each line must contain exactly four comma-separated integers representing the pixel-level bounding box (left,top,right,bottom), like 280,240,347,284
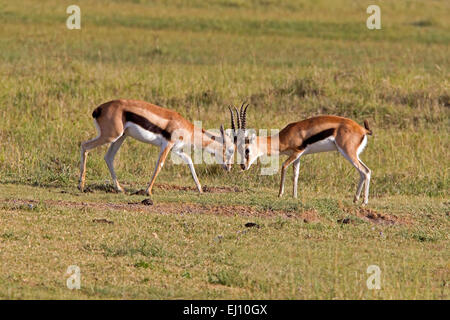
231,103,373,205
79,99,235,195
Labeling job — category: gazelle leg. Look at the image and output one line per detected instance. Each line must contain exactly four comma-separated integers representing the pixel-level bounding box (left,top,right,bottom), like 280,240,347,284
145,141,174,196
174,150,203,193
292,157,301,198
104,135,127,192
358,159,371,205
336,145,370,205
279,152,301,198
354,170,365,203
79,136,110,192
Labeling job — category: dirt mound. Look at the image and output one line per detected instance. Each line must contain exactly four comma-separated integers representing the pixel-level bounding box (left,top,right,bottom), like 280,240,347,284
358,208,398,225
337,202,410,225
299,209,320,223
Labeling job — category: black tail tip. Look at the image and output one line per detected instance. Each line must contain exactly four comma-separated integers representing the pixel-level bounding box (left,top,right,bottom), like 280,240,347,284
363,119,373,135
92,107,102,119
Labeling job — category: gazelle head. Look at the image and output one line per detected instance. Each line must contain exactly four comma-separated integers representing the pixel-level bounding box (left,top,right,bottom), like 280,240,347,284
219,123,235,172
230,102,259,171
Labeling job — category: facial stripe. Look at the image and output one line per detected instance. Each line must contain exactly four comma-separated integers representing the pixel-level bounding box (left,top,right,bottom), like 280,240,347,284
124,111,171,140
299,128,335,150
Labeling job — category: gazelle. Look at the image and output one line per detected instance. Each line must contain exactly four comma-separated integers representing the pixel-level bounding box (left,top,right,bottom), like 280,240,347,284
79,99,235,195
231,103,373,205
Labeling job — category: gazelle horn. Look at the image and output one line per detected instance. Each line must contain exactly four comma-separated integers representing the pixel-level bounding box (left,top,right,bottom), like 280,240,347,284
228,106,236,132
241,102,249,131
239,102,246,129
234,107,241,130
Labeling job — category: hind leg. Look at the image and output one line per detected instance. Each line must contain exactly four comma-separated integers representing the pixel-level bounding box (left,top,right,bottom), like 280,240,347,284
78,136,110,191
292,157,301,198
354,170,366,203
335,144,370,205
358,159,371,205
104,135,127,192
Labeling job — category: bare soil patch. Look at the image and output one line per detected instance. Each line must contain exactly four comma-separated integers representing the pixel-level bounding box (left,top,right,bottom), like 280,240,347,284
299,209,320,223
339,204,410,225
83,183,242,195
3,198,306,220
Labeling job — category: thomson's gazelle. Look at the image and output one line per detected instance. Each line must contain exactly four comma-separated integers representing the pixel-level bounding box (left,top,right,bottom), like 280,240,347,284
79,99,235,195
232,103,373,205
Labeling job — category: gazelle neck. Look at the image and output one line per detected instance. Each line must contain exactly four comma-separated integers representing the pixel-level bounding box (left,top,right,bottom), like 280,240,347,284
256,133,281,156
192,127,223,155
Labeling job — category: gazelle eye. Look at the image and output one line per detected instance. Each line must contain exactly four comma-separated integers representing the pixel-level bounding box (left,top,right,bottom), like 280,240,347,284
245,148,250,155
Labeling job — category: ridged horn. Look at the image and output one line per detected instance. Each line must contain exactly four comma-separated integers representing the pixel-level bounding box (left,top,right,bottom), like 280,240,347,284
239,102,246,129
228,106,236,133
241,102,249,131
234,107,241,129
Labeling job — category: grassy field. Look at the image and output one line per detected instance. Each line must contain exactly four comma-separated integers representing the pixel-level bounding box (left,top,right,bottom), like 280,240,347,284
0,0,448,299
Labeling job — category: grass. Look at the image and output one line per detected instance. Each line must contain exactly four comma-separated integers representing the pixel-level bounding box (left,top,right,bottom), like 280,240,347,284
0,0,449,299
0,184,448,299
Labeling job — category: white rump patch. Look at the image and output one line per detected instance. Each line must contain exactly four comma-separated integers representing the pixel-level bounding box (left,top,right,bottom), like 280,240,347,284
357,135,368,156
93,119,101,139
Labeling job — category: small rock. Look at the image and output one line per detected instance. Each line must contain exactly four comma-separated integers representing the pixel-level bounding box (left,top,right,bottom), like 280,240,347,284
92,218,114,224
83,187,93,193
244,222,260,228
337,217,351,224
141,199,153,206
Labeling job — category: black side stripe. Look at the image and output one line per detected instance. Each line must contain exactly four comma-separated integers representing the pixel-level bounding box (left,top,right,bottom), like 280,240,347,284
299,128,335,150
124,111,171,140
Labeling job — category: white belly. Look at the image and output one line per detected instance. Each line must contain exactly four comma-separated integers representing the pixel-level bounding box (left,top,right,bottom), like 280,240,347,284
124,122,166,146
303,137,337,155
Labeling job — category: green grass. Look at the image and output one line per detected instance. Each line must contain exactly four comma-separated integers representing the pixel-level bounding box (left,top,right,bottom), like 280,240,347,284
0,184,448,299
0,0,449,299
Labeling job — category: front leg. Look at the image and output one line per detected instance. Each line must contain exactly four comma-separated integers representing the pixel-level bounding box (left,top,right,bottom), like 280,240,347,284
145,141,174,196
278,165,287,197
174,150,203,193
278,152,301,198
